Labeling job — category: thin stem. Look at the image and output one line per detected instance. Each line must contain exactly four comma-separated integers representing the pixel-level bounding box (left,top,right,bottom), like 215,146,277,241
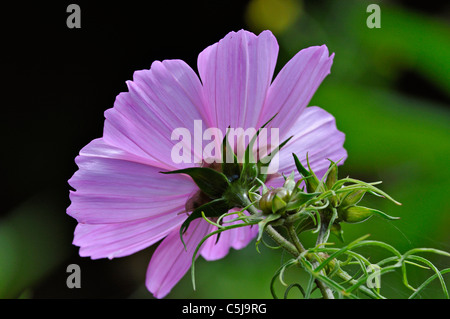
337,269,384,299
312,264,335,299
286,224,306,254
286,223,335,299
241,195,334,299
244,197,299,257
265,225,299,257
316,219,328,246
311,215,335,299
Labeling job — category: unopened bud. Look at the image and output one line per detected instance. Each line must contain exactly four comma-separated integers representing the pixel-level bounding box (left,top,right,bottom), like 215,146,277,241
325,161,338,190
340,206,373,223
340,190,365,207
259,187,290,215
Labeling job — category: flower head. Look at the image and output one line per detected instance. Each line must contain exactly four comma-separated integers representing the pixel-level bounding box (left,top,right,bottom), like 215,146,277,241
67,29,347,298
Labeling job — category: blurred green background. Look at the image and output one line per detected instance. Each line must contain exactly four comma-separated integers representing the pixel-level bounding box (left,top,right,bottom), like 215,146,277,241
0,0,449,299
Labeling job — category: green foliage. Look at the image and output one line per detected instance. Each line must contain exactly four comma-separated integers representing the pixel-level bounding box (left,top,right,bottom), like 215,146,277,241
161,167,230,200
190,154,449,299
282,239,450,299
0,194,70,298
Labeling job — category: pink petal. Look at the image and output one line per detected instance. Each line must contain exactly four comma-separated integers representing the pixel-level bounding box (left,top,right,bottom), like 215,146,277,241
103,59,208,170
198,30,279,132
146,219,211,299
200,211,258,261
73,212,185,259
259,45,334,137
68,138,196,224
267,106,347,186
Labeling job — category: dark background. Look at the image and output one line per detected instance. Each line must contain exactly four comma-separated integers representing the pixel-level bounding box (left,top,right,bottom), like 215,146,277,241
0,0,261,298
0,0,449,299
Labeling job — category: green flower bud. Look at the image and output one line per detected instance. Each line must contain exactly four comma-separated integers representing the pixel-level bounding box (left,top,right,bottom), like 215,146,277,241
340,206,373,223
259,187,290,215
340,190,366,207
325,161,338,190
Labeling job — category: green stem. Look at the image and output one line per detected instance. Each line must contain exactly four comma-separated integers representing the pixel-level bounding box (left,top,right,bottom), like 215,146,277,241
242,195,334,299
265,225,299,257
286,224,306,255
313,262,335,298
286,223,335,299
310,216,336,299
316,219,328,246
245,198,261,215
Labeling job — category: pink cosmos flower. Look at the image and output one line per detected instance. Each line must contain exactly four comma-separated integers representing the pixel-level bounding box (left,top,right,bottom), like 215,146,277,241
67,30,347,298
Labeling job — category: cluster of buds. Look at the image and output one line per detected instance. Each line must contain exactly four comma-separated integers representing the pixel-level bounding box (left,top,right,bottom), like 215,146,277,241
253,154,401,242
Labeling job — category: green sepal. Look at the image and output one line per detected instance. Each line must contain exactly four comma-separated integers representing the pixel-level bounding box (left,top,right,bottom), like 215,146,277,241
240,162,259,186
257,135,293,182
272,194,287,214
248,192,262,208
239,115,276,185
292,153,310,177
162,167,230,199
221,127,241,182
325,159,338,191
179,198,231,249
292,153,319,193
